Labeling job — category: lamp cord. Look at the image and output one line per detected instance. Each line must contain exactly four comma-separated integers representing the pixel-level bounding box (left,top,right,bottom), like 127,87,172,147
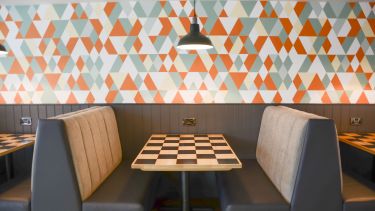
194,0,196,17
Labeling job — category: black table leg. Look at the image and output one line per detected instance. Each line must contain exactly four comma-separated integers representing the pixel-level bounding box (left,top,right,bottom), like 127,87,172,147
371,156,375,182
5,154,13,181
181,171,190,211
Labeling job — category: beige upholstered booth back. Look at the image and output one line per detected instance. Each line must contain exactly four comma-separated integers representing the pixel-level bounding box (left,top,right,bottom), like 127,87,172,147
55,106,122,200
256,106,325,203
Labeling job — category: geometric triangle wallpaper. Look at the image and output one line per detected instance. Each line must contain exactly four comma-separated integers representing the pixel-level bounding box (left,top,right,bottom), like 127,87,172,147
0,0,374,104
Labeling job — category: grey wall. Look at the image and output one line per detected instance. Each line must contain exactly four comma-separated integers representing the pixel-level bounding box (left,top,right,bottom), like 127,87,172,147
0,104,374,181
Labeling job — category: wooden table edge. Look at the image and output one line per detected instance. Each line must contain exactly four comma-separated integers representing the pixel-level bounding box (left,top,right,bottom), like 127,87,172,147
339,138,375,156
0,141,34,157
131,163,242,172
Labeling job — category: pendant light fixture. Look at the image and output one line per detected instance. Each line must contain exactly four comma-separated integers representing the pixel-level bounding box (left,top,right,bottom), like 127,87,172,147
0,43,7,55
177,0,213,50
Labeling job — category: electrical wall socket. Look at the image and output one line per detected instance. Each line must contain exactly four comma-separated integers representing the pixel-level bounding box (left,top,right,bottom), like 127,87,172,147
182,118,196,126
20,117,32,126
350,117,362,126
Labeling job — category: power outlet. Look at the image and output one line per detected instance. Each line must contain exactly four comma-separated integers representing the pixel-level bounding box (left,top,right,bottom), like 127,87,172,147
350,117,362,126
20,117,32,126
182,118,196,126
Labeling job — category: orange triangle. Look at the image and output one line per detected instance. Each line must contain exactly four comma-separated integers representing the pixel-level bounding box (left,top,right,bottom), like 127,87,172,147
199,83,207,90
299,20,316,36
230,72,247,89
331,75,343,90
308,75,325,90
264,75,276,90
194,92,203,103
67,93,78,104
44,23,55,38
169,9,177,17
293,90,306,103
18,84,25,91
357,92,369,104
86,93,95,103
9,60,24,74
210,20,227,35
110,20,127,36
129,20,142,36
340,92,350,103
219,83,227,90
273,92,282,103
190,56,207,72
220,10,228,17
45,74,60,89
252,92,264,103
154,92,164,103
105,90,118,103
104,2,116,17
321,92,331,104
15,93,22,104
120,75,137,90
179,83,187,90
77,76,89,90
25,23,41,38
34,13,41,21
172,92,184,103
134,92,145,103
144,74,157,90
0,94,5,104
320,21,331,36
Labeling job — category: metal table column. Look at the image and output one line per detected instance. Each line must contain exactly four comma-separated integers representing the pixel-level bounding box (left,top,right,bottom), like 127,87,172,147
4,154,13,180
181,171,190,211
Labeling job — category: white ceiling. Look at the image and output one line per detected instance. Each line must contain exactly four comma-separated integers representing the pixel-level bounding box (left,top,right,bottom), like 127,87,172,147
0,0,372,5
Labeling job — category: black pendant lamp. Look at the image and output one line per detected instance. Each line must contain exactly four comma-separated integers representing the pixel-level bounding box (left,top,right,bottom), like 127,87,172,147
177,0,213,50
0,43,7,55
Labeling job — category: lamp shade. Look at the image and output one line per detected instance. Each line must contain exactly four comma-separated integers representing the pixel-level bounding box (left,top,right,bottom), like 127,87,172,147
177,22,213,50
0,44,7,55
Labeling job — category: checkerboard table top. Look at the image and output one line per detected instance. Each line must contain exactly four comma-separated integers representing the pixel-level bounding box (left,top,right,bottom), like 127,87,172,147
0,134,36,157
338,133,375,155
132,134,242,171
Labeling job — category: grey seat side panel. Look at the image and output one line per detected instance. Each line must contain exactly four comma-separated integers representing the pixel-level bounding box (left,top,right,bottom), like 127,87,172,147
291,119,342,211
31,119,81,211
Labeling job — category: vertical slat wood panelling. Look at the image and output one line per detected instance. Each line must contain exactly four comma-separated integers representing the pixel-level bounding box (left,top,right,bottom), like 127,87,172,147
0,104,375,180
0,104,374,139
0,106,5,133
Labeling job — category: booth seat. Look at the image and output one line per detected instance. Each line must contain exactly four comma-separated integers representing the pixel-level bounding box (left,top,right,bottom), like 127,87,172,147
217,106,343,211
31,106,158,211
0,177,31,211
342,173,375,211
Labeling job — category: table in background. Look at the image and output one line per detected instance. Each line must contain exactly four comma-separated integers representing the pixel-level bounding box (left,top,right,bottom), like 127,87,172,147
339,132,375,181
132,134,242,211
0,134,35,180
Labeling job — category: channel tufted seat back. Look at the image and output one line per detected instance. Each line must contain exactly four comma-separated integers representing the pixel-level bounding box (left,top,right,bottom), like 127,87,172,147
55,106,122,200
32,106,124,211
255,106,342,211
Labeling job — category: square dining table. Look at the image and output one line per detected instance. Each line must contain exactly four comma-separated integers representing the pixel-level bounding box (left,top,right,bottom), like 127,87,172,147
0,134,36,180
132,134,242,211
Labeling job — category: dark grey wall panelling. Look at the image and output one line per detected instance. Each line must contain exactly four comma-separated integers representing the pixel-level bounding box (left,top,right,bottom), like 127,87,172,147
0,104,374,157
